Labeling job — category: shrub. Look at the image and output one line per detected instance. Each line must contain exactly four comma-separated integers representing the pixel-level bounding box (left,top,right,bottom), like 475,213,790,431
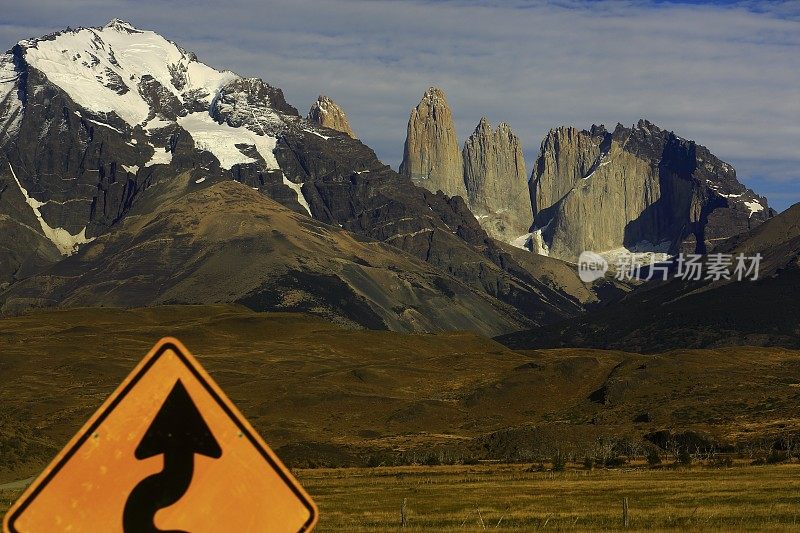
552,452,566,472
583,457,594,470
678,447,692,466
604,456,627,468
767,450,788,464
647,449,662,467
423,454,441,466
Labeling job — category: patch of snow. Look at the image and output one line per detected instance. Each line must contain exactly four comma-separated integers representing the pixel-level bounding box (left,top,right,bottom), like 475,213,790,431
144,117,174,131
718,192,743,198
0,54,23,138
184,59,237,97
86,118,123,133
194,177,206,184
386,228,434,240
530,228,550,256
145,146,172,167
8,162,93,255
583,157,611,180
519,219,555,255
744,200,764,217
511,232,533,251
303,128,330,140
177,112,278,170
282,175,311,216
511,229,550,255
121,164,138,174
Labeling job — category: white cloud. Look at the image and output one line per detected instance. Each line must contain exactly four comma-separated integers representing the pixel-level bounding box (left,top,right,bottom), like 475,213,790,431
2,0,798,210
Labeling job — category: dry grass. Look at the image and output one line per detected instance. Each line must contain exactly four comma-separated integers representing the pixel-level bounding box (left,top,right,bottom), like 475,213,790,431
294,463,800,531
4,464,800,530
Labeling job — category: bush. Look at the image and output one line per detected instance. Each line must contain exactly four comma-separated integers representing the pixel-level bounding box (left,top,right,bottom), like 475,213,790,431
678,448,692,466
423,454,441,466
647,449,662,467
552,452,566,472
583,457,594,470
767,451,788,464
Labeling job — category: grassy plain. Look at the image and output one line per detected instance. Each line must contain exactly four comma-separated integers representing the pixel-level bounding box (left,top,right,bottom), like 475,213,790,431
5,464,800,531
301,463,800,531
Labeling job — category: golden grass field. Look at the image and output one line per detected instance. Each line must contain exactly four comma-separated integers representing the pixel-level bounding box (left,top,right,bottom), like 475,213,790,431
4,463,800,531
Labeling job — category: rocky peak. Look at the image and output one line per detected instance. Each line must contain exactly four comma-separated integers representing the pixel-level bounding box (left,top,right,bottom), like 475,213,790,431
531,126,602,217
307,95,355,138
104,19,141,33
496,121,515,140
462,118,531,242
212,77,297,133
399,86,466,199
530,119,773,261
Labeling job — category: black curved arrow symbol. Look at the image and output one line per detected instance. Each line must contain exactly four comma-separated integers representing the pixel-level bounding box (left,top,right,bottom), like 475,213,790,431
123,379,222,533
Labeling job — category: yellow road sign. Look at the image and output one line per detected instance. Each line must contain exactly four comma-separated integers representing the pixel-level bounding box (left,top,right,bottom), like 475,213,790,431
3,337,318,532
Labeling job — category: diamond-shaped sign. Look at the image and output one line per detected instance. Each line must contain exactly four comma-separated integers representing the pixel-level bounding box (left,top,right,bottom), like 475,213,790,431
3,337,318,532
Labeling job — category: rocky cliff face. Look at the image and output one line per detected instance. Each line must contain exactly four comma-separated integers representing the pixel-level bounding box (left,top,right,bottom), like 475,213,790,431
529,120,773,262
399,87,466,199
307,95,355,138
462,118,532,241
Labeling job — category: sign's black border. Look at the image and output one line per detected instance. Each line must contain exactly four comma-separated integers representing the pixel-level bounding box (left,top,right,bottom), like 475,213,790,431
6,341,317,532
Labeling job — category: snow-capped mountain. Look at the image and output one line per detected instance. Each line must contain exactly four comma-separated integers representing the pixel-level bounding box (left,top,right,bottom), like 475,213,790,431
0,20,617,333
0,19,311,268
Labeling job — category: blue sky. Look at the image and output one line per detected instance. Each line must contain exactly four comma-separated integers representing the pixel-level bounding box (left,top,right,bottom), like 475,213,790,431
1,0,798,211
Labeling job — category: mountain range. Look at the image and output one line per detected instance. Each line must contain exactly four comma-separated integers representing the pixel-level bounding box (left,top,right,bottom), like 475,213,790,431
398,88,773,261
0,20,791,347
